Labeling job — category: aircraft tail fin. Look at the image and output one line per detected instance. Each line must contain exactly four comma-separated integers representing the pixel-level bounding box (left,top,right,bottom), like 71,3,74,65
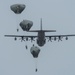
40,18,56,32
40,18,42,30
27,18,56,32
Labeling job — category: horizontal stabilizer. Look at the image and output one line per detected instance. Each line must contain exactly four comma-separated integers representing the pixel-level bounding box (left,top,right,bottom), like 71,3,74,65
42,30,56,32
27,30,56,32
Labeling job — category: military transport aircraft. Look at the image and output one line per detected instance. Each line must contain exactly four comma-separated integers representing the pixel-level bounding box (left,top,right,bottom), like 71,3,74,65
5,18,75,47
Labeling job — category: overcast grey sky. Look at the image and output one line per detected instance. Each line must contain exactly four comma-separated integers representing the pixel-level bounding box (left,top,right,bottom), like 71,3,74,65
0,0,75,75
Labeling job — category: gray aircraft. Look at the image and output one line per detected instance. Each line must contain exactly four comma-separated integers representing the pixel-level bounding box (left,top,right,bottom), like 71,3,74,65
5,18,75,47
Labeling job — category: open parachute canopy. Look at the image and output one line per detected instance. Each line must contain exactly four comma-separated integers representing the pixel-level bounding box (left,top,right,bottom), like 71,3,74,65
30,46,40,58
20,20,33,31
10,4,26,14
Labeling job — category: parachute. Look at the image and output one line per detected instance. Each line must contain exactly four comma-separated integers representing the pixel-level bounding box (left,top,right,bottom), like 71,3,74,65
10,4,26,32
20,20,33,31
30,45,40,72
10,4,26,14
30,45,40,58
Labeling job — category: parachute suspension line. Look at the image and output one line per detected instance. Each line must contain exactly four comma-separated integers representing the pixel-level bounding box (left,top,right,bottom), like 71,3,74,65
15,14,19,32
23,33,27,50
34,58,38,72
25,40,28,50
16,14,21,32
30,46,40,72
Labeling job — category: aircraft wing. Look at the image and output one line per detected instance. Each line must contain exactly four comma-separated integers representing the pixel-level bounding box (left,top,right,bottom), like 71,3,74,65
46,34,75,37
27,30,56,32
46,34,75,41
4,35,37,42
4,35,37,38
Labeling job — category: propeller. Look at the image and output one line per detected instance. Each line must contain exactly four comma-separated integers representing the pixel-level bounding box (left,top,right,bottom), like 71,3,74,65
19,36,25,42
54,37,57,41
58,36,62,42
48,37,52,42
31,37,35,42
29,37,35,42
26,37,28,41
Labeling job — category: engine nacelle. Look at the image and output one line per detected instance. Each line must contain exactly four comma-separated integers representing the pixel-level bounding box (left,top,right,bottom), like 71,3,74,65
14,37,17,41
65,37,68,40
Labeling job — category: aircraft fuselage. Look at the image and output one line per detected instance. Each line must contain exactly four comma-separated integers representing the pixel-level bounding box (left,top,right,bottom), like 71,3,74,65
37,31,46,46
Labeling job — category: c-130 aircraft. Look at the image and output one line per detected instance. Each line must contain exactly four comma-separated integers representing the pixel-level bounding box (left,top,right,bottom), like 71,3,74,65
5,18,75,47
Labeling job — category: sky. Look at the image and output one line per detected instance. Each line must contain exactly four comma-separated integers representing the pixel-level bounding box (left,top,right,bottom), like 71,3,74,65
0,0,75,75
